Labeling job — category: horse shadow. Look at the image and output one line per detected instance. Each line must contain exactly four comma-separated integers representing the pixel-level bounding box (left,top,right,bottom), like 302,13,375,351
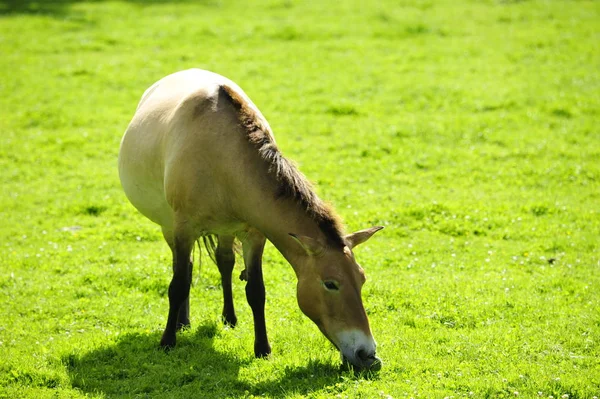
64,323,345,398
0,0,204,16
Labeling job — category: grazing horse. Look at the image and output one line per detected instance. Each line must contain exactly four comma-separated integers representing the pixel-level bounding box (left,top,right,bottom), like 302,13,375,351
118,69,383,370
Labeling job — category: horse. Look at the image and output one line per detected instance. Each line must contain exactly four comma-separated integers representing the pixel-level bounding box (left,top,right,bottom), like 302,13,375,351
118,69,383,370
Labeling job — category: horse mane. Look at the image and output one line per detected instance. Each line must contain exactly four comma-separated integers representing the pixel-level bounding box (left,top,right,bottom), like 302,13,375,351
219,84,347,249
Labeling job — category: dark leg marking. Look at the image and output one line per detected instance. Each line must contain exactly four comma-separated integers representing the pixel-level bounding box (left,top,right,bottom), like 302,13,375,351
216,235,237,327
160,229,194,349
176,260,192,331
241,230,271,358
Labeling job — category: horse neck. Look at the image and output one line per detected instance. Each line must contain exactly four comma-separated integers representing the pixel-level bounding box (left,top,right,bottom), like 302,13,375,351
241,193,330,274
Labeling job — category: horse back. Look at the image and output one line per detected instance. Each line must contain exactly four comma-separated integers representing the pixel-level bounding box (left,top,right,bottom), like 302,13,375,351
119,69,269,234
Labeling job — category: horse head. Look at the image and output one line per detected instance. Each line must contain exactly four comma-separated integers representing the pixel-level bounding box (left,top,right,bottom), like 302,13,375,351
290,226,383,371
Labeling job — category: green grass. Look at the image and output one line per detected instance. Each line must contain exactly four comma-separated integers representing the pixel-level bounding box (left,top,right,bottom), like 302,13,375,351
1,0,599,397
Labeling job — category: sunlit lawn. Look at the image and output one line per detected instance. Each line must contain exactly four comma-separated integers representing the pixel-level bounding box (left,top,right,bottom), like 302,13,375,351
1,0,599,398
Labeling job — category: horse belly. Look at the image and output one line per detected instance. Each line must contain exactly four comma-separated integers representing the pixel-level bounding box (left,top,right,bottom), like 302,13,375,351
120,139,243,236
162,143,246,235
119,124,174,229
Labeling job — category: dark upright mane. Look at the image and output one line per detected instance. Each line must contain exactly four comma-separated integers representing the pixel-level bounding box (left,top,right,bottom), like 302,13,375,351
220,84,346,249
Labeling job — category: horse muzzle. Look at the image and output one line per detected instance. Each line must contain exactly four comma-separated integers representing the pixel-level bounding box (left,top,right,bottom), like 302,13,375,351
342,348,382,371
337,330,382,371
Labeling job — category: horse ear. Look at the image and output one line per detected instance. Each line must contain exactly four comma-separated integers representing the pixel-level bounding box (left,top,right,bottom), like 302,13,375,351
345,226,384,249
289,233,326,256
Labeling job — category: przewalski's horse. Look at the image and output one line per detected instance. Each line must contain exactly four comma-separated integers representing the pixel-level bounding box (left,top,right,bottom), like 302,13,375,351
118,69,383,370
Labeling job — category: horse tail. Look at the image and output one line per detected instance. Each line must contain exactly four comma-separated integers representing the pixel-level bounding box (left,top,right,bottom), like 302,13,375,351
201,235,218,264
196,234,242,268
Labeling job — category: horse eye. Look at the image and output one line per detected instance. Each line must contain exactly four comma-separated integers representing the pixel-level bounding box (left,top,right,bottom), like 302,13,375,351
323,280,339,291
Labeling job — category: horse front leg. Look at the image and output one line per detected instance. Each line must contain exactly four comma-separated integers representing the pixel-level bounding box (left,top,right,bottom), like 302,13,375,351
160,226,194,349
240,229,271,358
216,235,237,327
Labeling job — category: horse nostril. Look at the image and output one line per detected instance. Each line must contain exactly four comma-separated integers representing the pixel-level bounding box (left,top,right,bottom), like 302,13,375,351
356,348,372,362
344,349,382,371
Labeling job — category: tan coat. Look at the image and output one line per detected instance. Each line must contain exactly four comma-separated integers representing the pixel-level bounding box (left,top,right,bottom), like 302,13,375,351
119,69,382,370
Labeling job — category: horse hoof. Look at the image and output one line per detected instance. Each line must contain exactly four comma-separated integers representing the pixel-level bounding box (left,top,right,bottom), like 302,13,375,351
160,334,176,350
176,321,191,332
254,344,271,358
222,314,237,328
160,343,175,351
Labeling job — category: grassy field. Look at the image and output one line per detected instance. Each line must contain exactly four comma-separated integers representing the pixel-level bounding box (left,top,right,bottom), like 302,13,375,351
1,0,599,398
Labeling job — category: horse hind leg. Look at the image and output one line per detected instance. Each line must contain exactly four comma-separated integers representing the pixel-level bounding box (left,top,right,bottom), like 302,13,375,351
216,235,237,327
162,227,192,331
160,225,194,349
175,260,193,331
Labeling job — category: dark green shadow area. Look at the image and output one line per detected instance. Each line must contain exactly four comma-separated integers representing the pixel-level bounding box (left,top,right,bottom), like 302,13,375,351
64,324,247,397
0,0,211,16
64,323,342,398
